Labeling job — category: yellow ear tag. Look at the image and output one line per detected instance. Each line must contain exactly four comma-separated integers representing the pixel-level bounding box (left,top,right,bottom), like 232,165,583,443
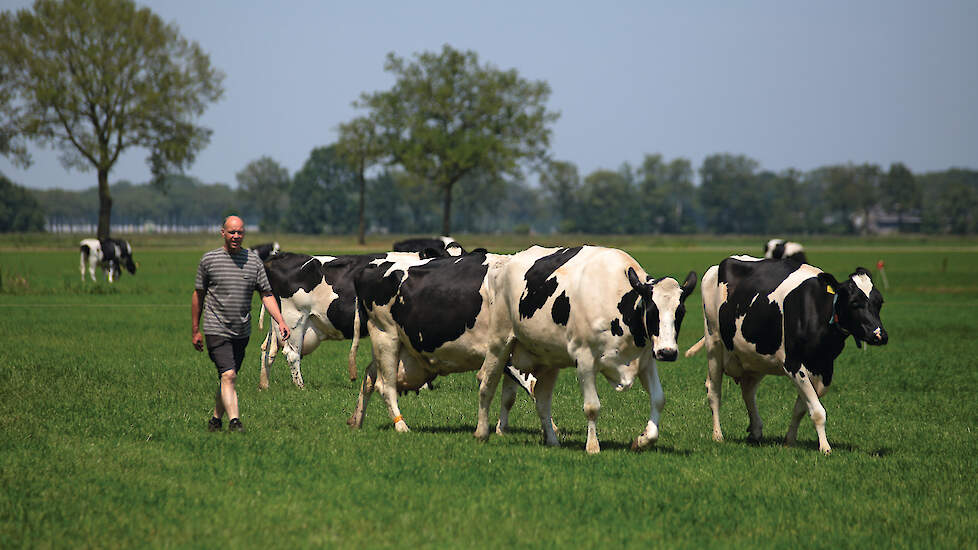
826,285,835,294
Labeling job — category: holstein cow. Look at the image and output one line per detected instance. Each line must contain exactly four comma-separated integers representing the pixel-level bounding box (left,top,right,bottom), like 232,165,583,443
250,242,280,261
258,251,427,389
475,245,697,454
347,250,537,434
392,236,466,258
763,239,807,264
79,238,137,283
686,255,888,454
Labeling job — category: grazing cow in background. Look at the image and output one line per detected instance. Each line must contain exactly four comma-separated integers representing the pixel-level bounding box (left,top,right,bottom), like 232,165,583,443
686,255,888,454
250,242,280,261
79,238,136,283
475,245,697,454
347,250,539,434
764,239,807,264
393,236,466,258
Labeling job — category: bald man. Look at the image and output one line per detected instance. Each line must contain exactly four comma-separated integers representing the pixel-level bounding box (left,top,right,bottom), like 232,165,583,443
191,216,291,432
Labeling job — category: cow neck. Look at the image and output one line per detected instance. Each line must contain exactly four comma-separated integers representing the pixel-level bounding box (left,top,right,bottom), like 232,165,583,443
828,292,850,337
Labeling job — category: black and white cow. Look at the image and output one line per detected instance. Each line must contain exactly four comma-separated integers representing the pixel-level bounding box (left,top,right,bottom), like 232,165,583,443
258,251,421,389
250,242,280,261
474,245,697,454
686,255,888,454
392,236,466,258
79,238,136,283
763,239,807,264
346,250,538,434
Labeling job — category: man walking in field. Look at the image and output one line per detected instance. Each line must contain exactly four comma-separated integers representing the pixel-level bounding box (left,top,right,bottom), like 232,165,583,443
191,215,290,432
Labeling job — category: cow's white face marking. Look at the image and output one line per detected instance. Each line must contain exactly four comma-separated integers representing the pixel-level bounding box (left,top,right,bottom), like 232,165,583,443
650,278,682,351
853,273,873,298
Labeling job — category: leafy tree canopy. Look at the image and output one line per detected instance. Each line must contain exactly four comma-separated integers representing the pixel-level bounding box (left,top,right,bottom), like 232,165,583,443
0,0,224,238
355,44,559,235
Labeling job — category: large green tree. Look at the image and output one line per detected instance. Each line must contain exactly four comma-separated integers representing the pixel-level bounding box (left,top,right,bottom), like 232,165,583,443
236,156,290,232
355,45,559,235
336,117,382,244
0,0,224,239
288,145,358,234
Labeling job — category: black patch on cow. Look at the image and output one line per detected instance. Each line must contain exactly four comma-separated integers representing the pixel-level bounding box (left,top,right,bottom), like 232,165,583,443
551,291,570,326
519,247,582,320
610,318,623,336
390,254,489,353
357,260,405,311
772,242,786,259
393,237,466,257
322,254,387,338
740,296,783,356
264,253,325,298
617,289,647,348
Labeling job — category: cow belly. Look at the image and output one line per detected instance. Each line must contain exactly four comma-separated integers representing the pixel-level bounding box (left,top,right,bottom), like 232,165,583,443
510,341,572,373
309,315,345,341
722,347,785,377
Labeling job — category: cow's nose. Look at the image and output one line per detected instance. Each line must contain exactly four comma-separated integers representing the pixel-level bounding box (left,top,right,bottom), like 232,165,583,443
656,348,678,362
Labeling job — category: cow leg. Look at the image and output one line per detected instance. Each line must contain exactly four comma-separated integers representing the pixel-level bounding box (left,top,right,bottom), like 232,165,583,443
475,336,516,441
79,252,86,282
705,348,725,442
496,374,518,435
632,352,664,450
576,353,602,454
372,331,409,432
530,367,560,447
787,367,831,454
107,261,115,283
281,315,308,389
785,376,829,447
739,373,765,443
347,360,378,429
258,323,279,390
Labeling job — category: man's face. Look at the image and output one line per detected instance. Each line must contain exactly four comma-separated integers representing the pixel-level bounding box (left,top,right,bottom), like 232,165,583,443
222,218,245,252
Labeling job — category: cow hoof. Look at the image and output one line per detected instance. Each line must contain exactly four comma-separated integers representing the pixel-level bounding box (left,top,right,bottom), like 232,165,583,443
473,428,490,441
394,421,410,433
713,432,724,443
820,445,832,455
586,443,600,455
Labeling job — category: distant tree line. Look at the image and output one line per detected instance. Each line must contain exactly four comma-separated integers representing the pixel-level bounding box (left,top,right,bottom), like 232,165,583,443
8,151,977,235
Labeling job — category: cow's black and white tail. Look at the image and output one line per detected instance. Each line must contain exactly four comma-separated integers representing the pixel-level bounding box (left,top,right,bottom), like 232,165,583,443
685,337,706,358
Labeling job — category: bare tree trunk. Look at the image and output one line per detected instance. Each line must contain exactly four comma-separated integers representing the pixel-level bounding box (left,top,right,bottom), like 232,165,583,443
441,182,453,236
97,167,112,239
357,168,366,245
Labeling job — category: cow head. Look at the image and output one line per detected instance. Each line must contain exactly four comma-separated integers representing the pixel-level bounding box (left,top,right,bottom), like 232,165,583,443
442,237,466,257
627,268,697,361
120,244,136,275
828,268,888,346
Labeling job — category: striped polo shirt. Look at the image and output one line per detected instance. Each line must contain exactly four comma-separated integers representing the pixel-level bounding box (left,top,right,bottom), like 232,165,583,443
195,247,272,338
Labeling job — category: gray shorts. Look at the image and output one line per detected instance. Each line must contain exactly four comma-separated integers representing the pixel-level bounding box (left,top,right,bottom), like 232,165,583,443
205,335,250,375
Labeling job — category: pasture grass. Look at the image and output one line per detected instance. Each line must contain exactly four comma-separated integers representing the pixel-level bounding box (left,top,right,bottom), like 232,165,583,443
1,234,977,548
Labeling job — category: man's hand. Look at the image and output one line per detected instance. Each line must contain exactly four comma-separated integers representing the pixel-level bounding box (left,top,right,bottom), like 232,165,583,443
278,323,291,341
192,330,204,352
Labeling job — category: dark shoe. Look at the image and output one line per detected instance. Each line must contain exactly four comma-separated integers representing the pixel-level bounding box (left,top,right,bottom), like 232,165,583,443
228,418,245,432
208,417,222,432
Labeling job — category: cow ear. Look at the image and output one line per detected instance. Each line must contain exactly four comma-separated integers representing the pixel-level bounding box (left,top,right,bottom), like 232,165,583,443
681,270,697,300
817,272,841,294
627,267,651,298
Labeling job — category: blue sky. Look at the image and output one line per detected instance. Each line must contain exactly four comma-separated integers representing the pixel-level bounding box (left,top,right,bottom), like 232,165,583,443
2,0,976,190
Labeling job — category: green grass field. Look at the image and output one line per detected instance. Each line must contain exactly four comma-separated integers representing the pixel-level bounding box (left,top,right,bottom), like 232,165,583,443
2,234,977,548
